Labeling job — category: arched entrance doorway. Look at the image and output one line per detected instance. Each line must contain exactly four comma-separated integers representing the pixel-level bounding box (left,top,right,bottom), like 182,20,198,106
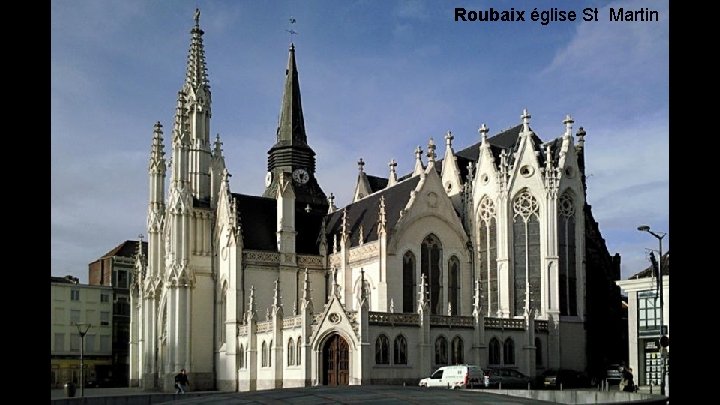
322,334,349,385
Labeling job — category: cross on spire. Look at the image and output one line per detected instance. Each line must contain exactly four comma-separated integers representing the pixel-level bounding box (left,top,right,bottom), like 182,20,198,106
286,16,298,44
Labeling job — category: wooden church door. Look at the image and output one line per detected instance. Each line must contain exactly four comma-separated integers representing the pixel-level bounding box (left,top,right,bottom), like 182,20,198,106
323,334,349,385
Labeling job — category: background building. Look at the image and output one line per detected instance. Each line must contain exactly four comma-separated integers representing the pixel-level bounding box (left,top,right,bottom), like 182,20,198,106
130,10,623,392
51,276,113,388
88,240,147,387
616,251,669,388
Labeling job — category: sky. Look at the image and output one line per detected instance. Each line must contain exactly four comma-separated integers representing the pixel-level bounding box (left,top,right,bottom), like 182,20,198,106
51,0,669,284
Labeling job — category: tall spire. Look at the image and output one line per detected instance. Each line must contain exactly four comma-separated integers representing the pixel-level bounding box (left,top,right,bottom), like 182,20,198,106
149,122,166,175
185,8,210,92
277,43,308,145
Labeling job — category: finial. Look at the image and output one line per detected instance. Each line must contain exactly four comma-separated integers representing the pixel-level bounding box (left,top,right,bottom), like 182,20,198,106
357,158,365,172
305,204,311,213
415,145,423,160
213,134,223,156
328,193,337,213
286,17,298,45
445,131,454,147
358,224,365,245
479,123,489,142
273,278,281,307
563,114,574,138
194,8,200,27
389,159,397,172
388,159,398,187
427,138,436,162
576,126,586,147
522,108,531,132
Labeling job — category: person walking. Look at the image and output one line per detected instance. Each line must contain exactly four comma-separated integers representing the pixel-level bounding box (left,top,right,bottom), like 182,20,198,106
174,369,190,394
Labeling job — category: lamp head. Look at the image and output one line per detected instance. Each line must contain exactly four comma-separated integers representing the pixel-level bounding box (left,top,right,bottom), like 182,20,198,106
637,225,650,232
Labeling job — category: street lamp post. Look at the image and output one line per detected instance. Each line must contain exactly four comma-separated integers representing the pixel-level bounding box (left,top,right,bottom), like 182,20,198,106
637,225,667,396
74,322,92,397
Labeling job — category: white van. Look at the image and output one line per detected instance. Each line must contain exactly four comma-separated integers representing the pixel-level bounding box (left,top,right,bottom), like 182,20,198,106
418,364,489,389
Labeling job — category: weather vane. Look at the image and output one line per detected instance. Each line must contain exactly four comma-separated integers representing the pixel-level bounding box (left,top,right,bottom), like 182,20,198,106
286,16,298,44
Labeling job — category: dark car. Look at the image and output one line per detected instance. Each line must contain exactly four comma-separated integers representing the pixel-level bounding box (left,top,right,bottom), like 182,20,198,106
541,369,590,389
606,364,622,385
486,367,534,389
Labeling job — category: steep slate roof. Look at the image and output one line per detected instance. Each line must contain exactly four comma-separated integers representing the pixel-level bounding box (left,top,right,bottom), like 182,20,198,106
100,240,148,259
325,175,421,249
233,193,325,254
629,251,670,279
366,174,389,194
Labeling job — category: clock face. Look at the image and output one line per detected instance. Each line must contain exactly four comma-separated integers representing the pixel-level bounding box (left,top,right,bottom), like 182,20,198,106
265,172,273,187
292,168,309,185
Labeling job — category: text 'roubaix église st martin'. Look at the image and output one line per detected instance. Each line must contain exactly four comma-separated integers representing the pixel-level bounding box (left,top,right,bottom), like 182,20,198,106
454,7,660,26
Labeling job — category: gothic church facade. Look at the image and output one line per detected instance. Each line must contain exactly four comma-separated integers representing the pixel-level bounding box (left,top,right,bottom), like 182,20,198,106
129,11,621,391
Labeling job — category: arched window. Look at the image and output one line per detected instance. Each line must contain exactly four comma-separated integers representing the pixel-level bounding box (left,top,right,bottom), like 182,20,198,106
288,338,295,366
558,192,577,316
448,256,460,315
297,336,302,366
489,337,501,365
478,196,498,315
513,189,541,316
504,337,515,365
421,234,443,314
403,251,416,313
261,341,267,367
435,336,448,365
394,335,407,365
239,344,245,369
269,339,273,367
451,336,464,364
219,285,227,344
535,337,542,366
375,334,389,364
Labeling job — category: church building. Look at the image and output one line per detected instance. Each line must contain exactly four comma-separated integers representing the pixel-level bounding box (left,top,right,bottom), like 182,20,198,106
129,10,622,391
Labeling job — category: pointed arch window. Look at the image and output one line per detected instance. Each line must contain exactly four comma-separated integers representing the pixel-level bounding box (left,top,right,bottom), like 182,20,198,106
261,341,268,367
421,234,443,314
448,256,460,315
375,334,389,364
512,189,541,316
239,344,245,369
489,337,501,365
288,338,295,366
297,336,302,366
535,337,542,366
403,251,416,313
219,284,227,344
503,337,515,365
435,336,448,365
558,192,577,316
478,196,498,315
394,335,407,365
451,336,464,364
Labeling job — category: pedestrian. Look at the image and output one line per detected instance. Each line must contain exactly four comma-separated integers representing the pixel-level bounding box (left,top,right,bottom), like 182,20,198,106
174,368,190,394
622,366,635,392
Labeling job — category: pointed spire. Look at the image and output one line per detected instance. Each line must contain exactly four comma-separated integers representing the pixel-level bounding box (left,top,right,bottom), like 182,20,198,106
276,43,308,145
387,159,398,187
213,134,223,158
466,161,474,183
378,196,387,234
413,145,425,176
563,114,574,139
273,278,282,308
358,224,365,245
149,121,167,174
576,126,586,148
302,268,313,312
333,233,338,253
521,108,531,133
328,193,337,213
473,279,481,313
357,158,365,173
247,285,257,320
185,8,210,91
341,208,349,242
426,138,437,165
331,267,340,299
221,168,231,192
417,273,429,312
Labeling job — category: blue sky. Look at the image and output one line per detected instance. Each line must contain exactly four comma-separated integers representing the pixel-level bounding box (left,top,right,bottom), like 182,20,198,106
51,0,668,283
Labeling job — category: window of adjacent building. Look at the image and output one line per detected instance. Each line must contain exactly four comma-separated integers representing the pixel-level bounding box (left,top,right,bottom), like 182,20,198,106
70,289,80,301
100,335,110,352
448,256,460,315
434,336,448,365
100,311,110,326
115,269,129,289
70,309,81,325
451,336,464,365
558,192,577,316
85,334,95,353
535,337,543,366
288,338,295,366
503,337,515,365
638,291,661,333
296,336,302,366
402,251,416,313
375,334,389,364
489,337,501,365
512,189,541,316
53,307,64,324
70,334,80,352
478,196,498,315
86,310,95,325
394,335,407,365
100,293,109,303
421,234,443,315
54,333,65,352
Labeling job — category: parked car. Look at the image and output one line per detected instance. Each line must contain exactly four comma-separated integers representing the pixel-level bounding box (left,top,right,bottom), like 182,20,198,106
541,369,590,389
485,367,533,389
605,364,622,385
419,364,489,389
